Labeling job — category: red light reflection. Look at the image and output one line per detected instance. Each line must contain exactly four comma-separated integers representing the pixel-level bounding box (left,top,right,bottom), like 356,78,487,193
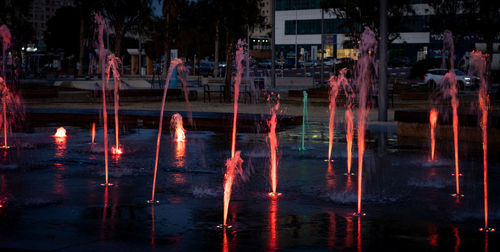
269,199,278,251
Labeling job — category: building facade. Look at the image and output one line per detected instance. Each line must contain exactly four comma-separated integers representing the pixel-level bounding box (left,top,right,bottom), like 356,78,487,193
274,0,445,64
27,0,75,41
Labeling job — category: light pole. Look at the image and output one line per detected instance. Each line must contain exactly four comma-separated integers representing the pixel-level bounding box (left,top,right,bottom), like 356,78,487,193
271,0,276,88
378,0,388,121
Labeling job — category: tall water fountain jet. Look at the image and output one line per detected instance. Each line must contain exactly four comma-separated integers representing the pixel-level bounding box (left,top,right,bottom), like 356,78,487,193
299,91,308,151
441,30,462,199
218,40,246,228
343,72,356,175
355,28,377,216
149,58,187,204
105,54,122,155
94,13,111,186
326,68,347,162
267,94,280,197
0,25,11,149
470,51,495,232
429,108,438,162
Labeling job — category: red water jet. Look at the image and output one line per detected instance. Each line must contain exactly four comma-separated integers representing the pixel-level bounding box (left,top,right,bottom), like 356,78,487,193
470,51,493,232
54,127,67,138
94,13,111,187
219,40,246,228
345,109,354,175
267,94,280,197
429,108,438,162
106,54,122,156
327,69,346,162
355,28,377,215
149,58,186,204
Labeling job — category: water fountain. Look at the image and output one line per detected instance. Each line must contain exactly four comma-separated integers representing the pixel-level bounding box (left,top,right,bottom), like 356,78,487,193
343,73,355,175
440,30,462,199
94,13,112,187
170,113,186,143
354,27,377,216
470,51,495,232
219,40,246,228
299,91,308,151
267,93,280,197
148,58,187,204
105,54,123,156
326,68,346,162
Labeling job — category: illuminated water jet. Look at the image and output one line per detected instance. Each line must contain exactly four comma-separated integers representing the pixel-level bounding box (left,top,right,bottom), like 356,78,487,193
429,108,438,162
149,58,187,204
354,28,377,215
470,51,494,232
105,54,122,156
94,13,112,187
267,94,280,197
326,68,346,162
170,113,186,143
54,127,67,138
219,40,246,228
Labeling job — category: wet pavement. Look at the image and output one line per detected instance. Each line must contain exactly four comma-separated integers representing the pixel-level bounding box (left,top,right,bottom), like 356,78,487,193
0,121,498,251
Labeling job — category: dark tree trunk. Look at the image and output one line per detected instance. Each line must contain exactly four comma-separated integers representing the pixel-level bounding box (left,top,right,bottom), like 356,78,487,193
78,15,85,76
213,19,220,77
224,32,234,102
114,28,123,58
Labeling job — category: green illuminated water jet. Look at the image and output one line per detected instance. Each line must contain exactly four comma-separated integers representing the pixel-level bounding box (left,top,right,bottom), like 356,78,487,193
299,90,308,151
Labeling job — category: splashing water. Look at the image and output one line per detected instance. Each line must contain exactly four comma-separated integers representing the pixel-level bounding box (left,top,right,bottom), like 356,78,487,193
441,30,462,199
267,94,280,196
170,113,186,143
220,40,246,227
91,122,96,144
470,51,493,232
299,91,308,151
355,28,377,215
327,68,347,162
105,54,122,156
94,13,111,186
149,58,187,204
54,127,67,138
222,151,243,227
429,108,438,162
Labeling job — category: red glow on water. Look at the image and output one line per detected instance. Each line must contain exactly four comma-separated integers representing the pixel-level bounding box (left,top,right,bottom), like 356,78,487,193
429,108,438,162
427,224,438,247
453,226,460,252
326,162,335,190
345,109,354,174
346,216,354,248
267,95,279,195
151,205,156,246
327,211,336,247
269,198,277,251
175,140,186,167
357,217,362,252
54,127,67,138
223,229,229,252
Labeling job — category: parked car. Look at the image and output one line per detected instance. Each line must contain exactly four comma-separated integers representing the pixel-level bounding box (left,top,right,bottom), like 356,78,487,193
424,68,479,90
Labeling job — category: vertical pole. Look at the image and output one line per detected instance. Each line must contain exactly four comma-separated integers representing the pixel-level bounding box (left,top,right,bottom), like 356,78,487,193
378,0,388,121
271,0,276,88
246,25,250,89
295,7,298,69
139,36,142,76
320,9,324,86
